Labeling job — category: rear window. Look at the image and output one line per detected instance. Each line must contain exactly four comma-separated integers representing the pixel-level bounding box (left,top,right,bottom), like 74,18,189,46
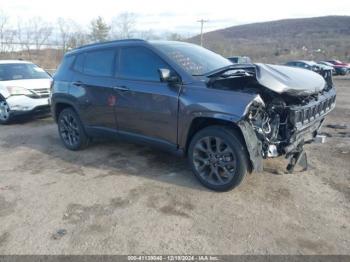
0,63,50,81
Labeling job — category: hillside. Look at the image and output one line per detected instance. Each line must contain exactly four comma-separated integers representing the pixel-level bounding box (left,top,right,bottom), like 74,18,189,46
188,16,350,63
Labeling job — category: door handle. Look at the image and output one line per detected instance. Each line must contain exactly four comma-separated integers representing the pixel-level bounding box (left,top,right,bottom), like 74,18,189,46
113,86,130,92
72,81,84,87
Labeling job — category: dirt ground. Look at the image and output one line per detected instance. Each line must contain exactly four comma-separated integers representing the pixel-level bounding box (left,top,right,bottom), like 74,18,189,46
0,77,349,255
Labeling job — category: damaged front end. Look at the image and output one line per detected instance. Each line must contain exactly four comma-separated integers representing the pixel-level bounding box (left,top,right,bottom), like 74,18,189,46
206,63,336,172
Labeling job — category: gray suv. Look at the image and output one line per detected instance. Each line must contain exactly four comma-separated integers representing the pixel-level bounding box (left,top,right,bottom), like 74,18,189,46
51,40,336,191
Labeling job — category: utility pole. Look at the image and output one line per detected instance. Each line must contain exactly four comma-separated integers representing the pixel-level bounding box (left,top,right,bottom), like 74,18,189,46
197,19,209,46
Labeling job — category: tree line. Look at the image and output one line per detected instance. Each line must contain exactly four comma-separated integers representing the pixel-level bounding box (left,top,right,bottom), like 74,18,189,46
0,10,185,56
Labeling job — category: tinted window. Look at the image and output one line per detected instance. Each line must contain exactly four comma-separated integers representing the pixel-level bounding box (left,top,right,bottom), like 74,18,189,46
119,47,168,81
84,49,115,77
0,63,50,81
55,55,75,78
73,54,85,73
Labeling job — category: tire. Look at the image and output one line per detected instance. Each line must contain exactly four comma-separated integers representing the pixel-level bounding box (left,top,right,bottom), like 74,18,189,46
0,97,12,125
57,107,90,150
188,126,248,191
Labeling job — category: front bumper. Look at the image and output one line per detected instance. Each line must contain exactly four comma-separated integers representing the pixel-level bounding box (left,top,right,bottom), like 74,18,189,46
288,88,336,131
283,88,336,154
6,95,50,116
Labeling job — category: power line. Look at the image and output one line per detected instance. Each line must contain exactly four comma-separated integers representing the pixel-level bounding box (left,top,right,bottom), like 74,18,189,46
197,19,209,46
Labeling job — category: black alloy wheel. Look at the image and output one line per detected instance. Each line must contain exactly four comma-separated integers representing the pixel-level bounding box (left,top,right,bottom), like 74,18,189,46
188,126,248,191
58,108,90,150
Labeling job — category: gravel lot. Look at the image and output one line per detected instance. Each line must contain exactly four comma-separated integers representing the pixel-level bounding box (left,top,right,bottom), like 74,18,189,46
0,77,349,255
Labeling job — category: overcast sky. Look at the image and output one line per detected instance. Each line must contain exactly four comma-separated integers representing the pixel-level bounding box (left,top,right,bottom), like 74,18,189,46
1,0,349,35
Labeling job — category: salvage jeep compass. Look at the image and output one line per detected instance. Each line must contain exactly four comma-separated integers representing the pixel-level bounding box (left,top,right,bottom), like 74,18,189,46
51,40,336,191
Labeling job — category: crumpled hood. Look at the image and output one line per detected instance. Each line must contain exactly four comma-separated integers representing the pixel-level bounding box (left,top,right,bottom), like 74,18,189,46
255,63,326,96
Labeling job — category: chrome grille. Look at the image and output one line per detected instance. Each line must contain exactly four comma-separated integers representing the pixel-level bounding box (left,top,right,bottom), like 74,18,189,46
29,88,50,98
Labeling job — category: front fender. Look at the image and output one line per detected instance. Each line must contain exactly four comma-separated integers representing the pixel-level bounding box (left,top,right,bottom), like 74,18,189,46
178,85,260,145
177,85,264,171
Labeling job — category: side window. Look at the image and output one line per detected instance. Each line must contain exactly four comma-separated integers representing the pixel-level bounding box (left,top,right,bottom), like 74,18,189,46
55,55,75,79
84,49,115,77
119,46,169,81
73,54,85,73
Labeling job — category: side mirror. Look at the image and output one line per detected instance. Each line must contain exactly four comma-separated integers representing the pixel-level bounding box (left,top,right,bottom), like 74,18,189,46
158,68,180,83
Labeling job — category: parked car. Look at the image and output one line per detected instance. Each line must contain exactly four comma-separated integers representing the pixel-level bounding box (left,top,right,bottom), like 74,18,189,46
285,60,335,83
0,60,52,124
319,61,348,76
227,56,252,64
52,40,336,191
285,60,333,73
325,60,350,75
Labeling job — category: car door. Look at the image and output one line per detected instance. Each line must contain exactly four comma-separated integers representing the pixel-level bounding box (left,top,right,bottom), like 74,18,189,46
114,45,181,146
70,49,118,130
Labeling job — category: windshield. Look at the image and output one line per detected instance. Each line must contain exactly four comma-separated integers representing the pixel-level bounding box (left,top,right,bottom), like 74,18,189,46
153,42,232,76
0,63,50,81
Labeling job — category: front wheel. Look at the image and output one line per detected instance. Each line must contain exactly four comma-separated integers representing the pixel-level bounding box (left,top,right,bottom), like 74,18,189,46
58,107,90,150
0,98,11,124
188,126,248,191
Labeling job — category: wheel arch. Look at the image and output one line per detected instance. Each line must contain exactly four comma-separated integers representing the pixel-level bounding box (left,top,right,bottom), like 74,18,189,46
53,100,79,123
184,116,255,172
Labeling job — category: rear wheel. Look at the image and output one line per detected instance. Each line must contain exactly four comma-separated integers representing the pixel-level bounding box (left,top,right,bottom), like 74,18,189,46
58,107,90,150
188,126,248,191
0,97,11,124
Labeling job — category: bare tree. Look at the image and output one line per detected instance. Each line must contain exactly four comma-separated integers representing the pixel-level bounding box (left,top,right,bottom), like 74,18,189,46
0,10,16,54
111,12,136,39
57,17,76,52
0,10,9,53
67,29,90,49
17,17,53,56
56,18,89,50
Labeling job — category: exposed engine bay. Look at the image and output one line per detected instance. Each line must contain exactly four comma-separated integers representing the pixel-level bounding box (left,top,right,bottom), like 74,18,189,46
206,64,336,172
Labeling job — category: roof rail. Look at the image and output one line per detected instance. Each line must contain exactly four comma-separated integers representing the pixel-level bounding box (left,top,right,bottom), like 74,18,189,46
76,39,146,50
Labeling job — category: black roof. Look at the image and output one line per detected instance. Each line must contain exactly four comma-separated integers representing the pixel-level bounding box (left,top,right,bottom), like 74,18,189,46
77,39,145,49
66,39,147,55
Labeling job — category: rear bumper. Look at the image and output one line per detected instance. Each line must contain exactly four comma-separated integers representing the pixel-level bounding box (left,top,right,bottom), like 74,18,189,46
6,95,50,116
